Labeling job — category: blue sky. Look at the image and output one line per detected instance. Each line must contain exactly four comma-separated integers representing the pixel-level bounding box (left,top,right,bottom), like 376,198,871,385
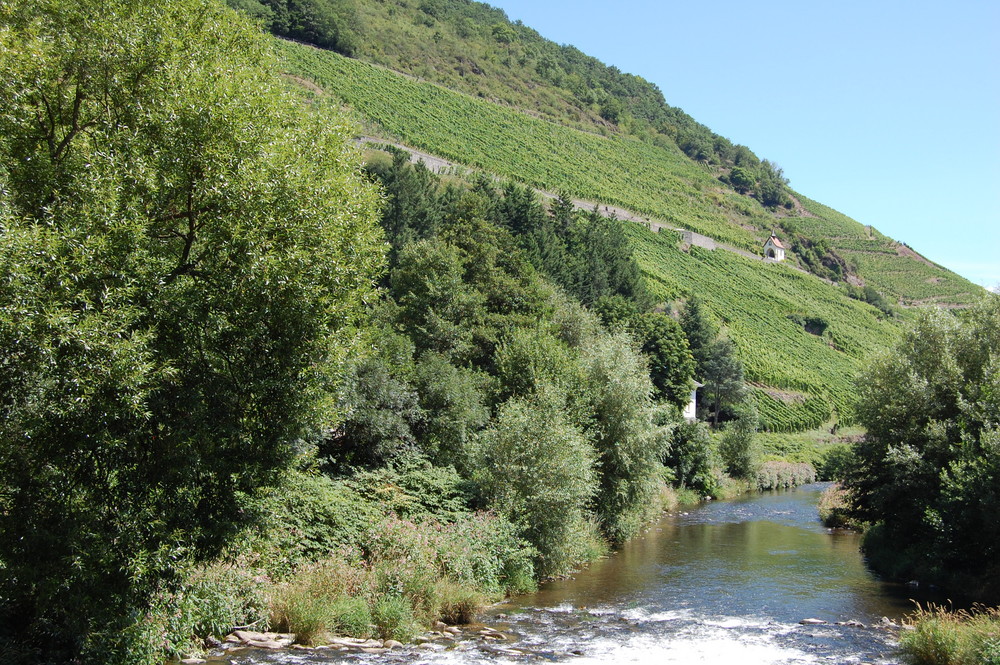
486,0,999,290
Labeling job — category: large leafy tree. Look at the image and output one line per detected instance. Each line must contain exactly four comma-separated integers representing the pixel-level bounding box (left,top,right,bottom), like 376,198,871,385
582,333,667,543
0,0,383,657
845,296,1000,597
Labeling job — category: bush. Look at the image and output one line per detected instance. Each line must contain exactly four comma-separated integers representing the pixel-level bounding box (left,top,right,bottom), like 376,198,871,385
817,483,858,529
328,597,375,639
581,333,667,543
345,461,472,523
268,507,535,643
718,407,761,480
430,513,537,595
434,579,486,625
367,524,439,622
274,591,339,645
178,564,271,641
108,562,273,661
494,328,578,402
664,420,719,497
846,297,1000,595
254,470,385,578
366,512,537,606
818,444,855,481
270,555,374,644
755,461,817,490
471,388,596,577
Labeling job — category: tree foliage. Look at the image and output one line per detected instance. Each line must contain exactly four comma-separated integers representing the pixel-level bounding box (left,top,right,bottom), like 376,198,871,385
227,0,360,54
679,298,747,427
845,296,1000,597
0,0,383,657
664,421,718,496
628,312,694,409
470,389,595,577
582,334,667,543
701,337,747,427
478,182,649,308
679,295,717,376
718,405,761,480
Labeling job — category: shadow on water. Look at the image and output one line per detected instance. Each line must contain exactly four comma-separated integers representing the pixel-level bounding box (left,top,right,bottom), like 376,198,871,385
231,483,940,665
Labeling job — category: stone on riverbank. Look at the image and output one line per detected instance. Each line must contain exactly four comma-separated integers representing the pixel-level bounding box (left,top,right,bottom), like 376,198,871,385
224,630,295,650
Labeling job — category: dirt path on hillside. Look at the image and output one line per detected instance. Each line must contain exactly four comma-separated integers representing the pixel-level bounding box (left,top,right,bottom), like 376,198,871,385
357,136,668,225
355,137,823,276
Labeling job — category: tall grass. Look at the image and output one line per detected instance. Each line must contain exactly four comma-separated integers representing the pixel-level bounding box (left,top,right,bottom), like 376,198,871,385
270,556,374,644
901,603,1000,665
266,510,537,645
817,483,857,528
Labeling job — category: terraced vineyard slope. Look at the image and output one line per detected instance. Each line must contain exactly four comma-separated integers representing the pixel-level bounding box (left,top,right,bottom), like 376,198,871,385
278,41,765,251
271,29,982,431
625,225,900,431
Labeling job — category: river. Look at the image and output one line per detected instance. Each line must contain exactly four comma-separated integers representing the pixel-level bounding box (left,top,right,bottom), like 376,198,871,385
231,483,926,665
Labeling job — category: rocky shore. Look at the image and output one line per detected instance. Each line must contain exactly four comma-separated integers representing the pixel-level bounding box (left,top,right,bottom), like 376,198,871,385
176,620,511,663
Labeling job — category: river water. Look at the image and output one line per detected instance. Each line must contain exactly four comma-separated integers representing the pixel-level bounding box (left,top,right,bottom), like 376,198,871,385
232,483,925,665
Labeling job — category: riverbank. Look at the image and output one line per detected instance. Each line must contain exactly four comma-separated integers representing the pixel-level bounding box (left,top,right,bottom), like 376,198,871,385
225,483,914,665
151,450,824,662
157,479,758,662
900,604,1000,665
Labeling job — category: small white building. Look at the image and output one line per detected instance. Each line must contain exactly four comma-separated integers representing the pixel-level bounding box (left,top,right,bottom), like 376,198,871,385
763,231,786,261
684,380,704,422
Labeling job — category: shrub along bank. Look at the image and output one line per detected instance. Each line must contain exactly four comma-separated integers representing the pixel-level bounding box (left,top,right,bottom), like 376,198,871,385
119,464,537,661
900,604,1000,665
843,296,1000,600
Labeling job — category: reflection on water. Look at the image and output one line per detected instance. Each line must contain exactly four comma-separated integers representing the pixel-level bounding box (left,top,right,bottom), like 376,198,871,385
521,484,914,623
233,483,924,665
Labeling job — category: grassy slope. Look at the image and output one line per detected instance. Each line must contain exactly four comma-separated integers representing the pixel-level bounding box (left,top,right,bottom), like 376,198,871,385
344,0,715,146
278,40,766,251
275,38,979,430
792,195,980,305
333,0,981,306
626,226,900,430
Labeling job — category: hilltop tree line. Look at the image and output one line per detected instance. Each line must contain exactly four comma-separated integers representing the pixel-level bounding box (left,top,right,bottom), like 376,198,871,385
228,0,361,53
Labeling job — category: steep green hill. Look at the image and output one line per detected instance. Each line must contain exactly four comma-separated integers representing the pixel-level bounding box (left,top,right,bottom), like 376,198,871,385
625,225,900,431
231,0,748,168
278,40,764,250
274,38,979,305
259,2,982,430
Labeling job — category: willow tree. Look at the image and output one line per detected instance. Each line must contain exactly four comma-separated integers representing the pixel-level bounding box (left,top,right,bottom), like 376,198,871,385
0,0,383,659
